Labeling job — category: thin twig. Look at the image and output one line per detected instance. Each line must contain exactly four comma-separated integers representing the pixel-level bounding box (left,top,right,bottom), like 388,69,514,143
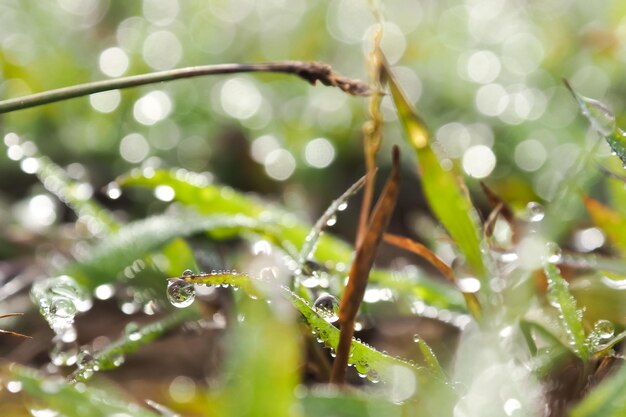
356,27,385,248
0,61,370,114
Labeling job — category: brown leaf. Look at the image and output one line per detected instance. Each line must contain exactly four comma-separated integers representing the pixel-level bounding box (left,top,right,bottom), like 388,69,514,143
330,146,401,384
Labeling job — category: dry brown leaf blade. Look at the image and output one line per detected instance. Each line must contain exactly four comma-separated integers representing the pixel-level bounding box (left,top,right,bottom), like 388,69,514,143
330,146,401,384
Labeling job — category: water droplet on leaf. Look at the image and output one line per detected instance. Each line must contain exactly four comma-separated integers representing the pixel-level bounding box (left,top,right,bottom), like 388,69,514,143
545,242,562,263
593,319,614,340
167,279,196,308
313,293,339,323
181,269,194,277
525,202,545,222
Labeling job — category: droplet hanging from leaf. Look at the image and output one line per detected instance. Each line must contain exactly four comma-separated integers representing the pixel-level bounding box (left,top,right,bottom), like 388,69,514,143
166,279,196,308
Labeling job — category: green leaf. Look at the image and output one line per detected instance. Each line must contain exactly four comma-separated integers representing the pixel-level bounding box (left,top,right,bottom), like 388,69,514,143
2,364,159,417
381,61,487,283
413,335,446,380
570,359,626,417
544,262,589,360
36,155,119,233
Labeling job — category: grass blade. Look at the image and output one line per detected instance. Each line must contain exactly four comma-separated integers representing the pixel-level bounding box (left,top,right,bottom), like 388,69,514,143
69,308,198,383
544,262,589,360
64,211,261,289
413,334,446,380
380,56,487,282
299,173,368,264
2,364,160,417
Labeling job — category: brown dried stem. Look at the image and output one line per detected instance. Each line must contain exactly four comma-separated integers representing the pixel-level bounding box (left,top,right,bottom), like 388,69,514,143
0,61,370,114
330,146,401,384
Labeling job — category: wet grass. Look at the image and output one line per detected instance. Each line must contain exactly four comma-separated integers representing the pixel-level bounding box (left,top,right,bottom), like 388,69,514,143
4,16,626,417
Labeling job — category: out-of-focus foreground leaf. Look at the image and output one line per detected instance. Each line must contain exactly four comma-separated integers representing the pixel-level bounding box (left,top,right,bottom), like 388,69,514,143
2,364,160,417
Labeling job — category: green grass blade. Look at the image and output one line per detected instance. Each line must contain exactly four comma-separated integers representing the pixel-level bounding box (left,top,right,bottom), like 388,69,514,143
64,211,260,289
381,61,487,283
570,361,626,417
69,308,198,383
544,262,589,360
2,364,160,417
298,173,367,264
185,272,444,387
413,335,446,380
33,154,119,233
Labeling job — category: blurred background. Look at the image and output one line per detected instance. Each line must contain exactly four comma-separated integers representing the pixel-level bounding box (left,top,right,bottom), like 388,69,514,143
2,0,626,234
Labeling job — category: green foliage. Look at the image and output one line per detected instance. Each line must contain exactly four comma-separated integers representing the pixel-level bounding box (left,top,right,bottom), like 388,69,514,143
6,2,626,417
3,364,160,417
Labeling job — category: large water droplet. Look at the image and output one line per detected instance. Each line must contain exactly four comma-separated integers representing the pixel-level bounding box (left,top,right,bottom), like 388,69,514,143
181,269,194,277
524,202,545,222
313,293,339,323
167,279,196,308
593,319,615,340
544,242,562,263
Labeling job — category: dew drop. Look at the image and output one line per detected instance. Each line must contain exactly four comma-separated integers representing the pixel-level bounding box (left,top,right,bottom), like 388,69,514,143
313,293,339,323
181,269,194,277
105,182,122,200
124,322,142,341
326,215,337,227
593,319,615,340
167,279,196,308
367,369,380,383
260,267,277,281
337,202,348,211
545,242,562,263
413,334,421,343
525,202,545,222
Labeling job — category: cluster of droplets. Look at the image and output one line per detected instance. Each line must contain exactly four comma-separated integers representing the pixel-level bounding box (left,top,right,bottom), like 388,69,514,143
166,268,254,308
30,275,93,366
